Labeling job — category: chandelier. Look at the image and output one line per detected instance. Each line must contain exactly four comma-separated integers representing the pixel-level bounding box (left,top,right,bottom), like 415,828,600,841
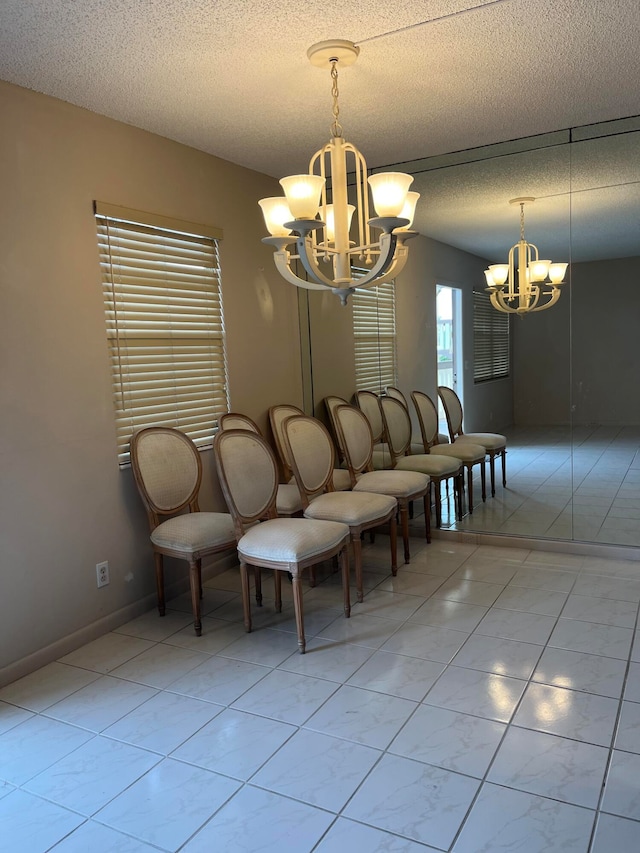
258,40,419,306
484,197,568,314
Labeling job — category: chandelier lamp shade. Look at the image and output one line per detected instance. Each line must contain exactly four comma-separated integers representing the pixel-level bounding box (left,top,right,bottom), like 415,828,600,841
258,40,419,306
484,197,568,315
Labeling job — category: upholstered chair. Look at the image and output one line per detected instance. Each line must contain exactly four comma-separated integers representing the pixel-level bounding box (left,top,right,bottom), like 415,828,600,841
386,386,450,445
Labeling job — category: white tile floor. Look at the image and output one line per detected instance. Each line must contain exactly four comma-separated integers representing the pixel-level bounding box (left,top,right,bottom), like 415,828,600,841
1,537,640,851
440,424,640,547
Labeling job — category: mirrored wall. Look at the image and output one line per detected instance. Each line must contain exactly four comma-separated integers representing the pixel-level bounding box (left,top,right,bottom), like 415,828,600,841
300,116,640,549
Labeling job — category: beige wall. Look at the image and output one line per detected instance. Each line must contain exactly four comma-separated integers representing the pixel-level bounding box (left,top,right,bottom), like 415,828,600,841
0,80,303,678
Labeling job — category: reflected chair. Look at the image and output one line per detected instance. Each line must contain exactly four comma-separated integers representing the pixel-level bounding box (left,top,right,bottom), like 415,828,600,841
282,414,398,602
214,429,350,654
354,390,393,469
130,427,236,636
438,385,507,496
386,386,449,445
219,412,303,517
323,394,350,465
379,395,465,526
269,403,352,491
333,404,431,563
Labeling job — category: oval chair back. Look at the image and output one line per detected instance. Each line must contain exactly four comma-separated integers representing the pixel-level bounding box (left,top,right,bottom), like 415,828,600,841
268,403,304,482
411,391,440,449
219,412,261,434
332,404,375,480
354,390,385,444
281,415,336,502
438,385,464,439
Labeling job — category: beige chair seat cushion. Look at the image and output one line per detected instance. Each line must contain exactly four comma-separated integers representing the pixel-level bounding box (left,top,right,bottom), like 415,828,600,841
430,442,487,463
353,470,429,499
395,454,461,477
276,484,303,515
238,518,348,564
438,433,450,445
305,491,397,526
457,433,506,451
151,512,235,554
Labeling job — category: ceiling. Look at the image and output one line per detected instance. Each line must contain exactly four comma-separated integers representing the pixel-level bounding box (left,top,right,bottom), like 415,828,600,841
1,0,639,261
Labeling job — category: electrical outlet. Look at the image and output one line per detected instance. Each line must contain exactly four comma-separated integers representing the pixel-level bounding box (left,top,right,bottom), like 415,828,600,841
96,561,110,588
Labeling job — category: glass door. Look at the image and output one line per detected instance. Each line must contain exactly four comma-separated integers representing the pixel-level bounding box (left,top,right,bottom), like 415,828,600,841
436,284,462,434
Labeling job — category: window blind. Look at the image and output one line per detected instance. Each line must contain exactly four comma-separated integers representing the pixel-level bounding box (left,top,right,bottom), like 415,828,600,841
473,290,510,383
96,209,229,465
352,280,397,394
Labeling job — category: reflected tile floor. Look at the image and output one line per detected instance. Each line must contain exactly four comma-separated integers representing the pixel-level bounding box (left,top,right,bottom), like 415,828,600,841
1,538,640,851
441,423,640,548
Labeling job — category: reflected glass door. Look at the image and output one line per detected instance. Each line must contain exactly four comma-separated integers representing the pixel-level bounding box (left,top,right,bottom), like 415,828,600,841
436,284,462,433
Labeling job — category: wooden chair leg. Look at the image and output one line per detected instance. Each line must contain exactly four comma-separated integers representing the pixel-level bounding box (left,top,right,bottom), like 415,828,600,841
352,534,364,602
457,471,464,518
423,495,431,543
467,465,474,513
434,479,443,528
340,548,351,618
199,561,203,599
189,559,202,636
274,570,282,612
481,459,487,502
400,503,410,564
502,448,507,487
239,561,252,633
489,452,496,497
154,552,165,616
254,567,263,606
389,514,398,576
291,575,306,654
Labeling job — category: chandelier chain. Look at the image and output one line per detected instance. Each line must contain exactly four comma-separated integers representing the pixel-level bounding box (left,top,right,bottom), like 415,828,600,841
330,60,343,138
519,202,526,241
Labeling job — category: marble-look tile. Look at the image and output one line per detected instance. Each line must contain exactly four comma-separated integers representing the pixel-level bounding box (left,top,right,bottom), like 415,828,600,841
633,630,640,662
354,589,425,620
524,551,584,569
110,643,211,689
316,613,402,649
0,662,99,712
113,609,194,641
0,789,84,852
374,571,446,598
561,594,639,628
381,622,468,663
172,708,295,780
305,685,417,749
549,619,633,660
615,700,640,753
343,753,479,849
423,665,526,723
432,576,506,605
24,736,160,815
590,813,640,853
167,655,269,706
602,749,640,819
347,651,445,701
277,637,374,682
252,729,380,812
533,647,627,698
217,627,304,666
103,690,222,753
452,783,594,853
58,632,155,673
488,727,608,808
43,675,157,732
315,818,439,852
474,609,557,645
625,661,640,702
508,567,578,593
571,574,640,603
453,634,543,679
408,598,488,632
0,715,93,786
48,820,160,852
271,603,344,637
95,758,240,851
181,785,333,852
0,700,33,735
513,683,619,746
162,616,246,654
166,585,238,616
389,704,505,777
231,669,338,725
492,586,568,616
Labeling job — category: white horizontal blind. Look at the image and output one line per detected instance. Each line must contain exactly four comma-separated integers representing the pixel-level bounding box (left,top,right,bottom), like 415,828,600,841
97,212,229,465
352,280,397,394
473,290,510,383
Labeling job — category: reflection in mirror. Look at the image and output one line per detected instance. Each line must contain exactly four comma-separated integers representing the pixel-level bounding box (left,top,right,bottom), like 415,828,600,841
301,117,640,549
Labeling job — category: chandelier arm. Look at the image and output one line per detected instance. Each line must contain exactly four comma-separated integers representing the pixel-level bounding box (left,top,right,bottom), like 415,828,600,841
273,247,334,291
489,291,509,313
349,232,399,287
295,235,340,287
531,287,562,312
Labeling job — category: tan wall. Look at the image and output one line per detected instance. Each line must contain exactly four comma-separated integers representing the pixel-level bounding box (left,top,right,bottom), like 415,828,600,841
0,80,303,676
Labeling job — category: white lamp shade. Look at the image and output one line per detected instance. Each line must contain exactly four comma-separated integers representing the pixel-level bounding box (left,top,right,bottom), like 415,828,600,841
529,259,551,282
548,262,568,284
368,172,414,217
484,269,496,287
488,264,509,286
258,197,293,237
396,191,420,230
279,174,325,219
325,203,355,243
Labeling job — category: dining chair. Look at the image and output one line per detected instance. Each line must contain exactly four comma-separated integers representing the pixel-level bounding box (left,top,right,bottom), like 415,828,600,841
438,385,507,496
130,426,236,636
333,403,431,563
386,386,449,445
353,390,393,468
214,429,350,654
282,414,398,602
269,403,353,491
378,395,466,526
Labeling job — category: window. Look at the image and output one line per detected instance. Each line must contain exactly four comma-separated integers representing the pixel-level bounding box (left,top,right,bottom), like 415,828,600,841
352,280,397,393
95,202,229,465
473,290,510,382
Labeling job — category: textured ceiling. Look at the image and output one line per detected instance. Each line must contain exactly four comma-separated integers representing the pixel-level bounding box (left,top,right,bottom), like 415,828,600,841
1,0,639,260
